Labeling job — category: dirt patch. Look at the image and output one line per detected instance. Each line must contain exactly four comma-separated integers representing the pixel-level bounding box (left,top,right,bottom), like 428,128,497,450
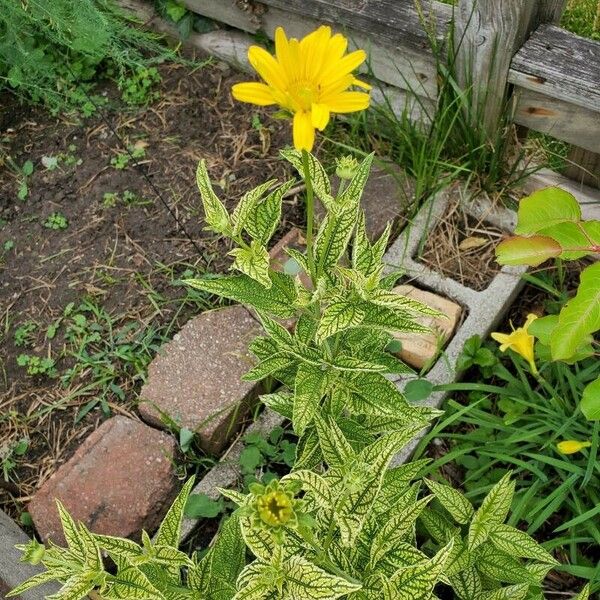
0,60,302,520
418,196,504,291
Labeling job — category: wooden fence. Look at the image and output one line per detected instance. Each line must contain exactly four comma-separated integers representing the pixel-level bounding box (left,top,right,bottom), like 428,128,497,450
122,0,600,189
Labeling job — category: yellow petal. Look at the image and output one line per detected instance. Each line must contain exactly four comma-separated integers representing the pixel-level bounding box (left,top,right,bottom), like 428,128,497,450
319,49,367,83
311,103,330,130
320,33,348,74
231,82,276,106
275,27,294,79
293,110,315,151
353,77,372,90
324,91,370,113
524,313,538,330
318,74,355,100
248,45,288,91
557,440,592,455
300,25,331,80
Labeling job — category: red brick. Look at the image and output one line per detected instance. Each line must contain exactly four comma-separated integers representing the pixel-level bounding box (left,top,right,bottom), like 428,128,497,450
139,305,262,454
28,416,178,545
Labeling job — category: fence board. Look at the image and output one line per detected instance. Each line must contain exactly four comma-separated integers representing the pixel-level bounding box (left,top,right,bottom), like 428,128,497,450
509,24,600,113
513,88,600,153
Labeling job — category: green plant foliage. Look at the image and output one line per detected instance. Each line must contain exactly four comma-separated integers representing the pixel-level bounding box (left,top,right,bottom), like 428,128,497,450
497,187,600,420
0,0,169,114
417,331,600,584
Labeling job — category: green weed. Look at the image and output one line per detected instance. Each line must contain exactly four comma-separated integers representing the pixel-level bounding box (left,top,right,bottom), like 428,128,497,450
43,212,68,230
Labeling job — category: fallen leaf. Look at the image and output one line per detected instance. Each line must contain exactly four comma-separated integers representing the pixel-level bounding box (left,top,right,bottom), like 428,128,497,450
459,236,487,251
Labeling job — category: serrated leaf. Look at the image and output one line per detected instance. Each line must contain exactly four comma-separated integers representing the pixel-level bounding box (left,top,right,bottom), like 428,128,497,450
154,477,195,548
448,566,483,600
315,201,359,275
419,507,459,544
338,153,373,206
346,372,412,416
385,540,453,600
482,583,530,600
293,363,328,435
316,299,365,343
242,353,294,381
196,161,231,235
6,570,65,598
105,561,165,599
55,501,86,560
234,560,277,600
93,534,142,560
360,302,430,334
282,470,332,509
489,525,557,564
78,522,103,571
370,288,443,317
245,179,294,244
259,391,294,419
229,241,272,288
551,262,600,360
280,149,332,202
185,272,297,318
46,575,96,600
284,554,362,598
515,187,581,235
475,545,538,585
231,179,276,237
315,415,355,467
425,479,474,524
468,473,514,550
369,495,433,569
495,235,562,266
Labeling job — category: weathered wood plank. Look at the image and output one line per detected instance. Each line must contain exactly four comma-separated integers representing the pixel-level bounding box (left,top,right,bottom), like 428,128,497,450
256,0,452,50
454,0,540,135
182,0,439,97
562,146,600,189
513,88,600,153
509,24,600,113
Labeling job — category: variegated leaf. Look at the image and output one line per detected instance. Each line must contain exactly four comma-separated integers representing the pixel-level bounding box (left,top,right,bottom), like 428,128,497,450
231,179,276,236
245,179,294,244
229,241,272,288
280,149,332,203
448,565,483,600
480,583,530,600
316,299,365,343
154,477,196,548
282,470,332,509
55,500,86,561
234,560,277,600
93,534,142,560
424,478,474,524
196,161,231,235
46,574,96,600
489,525,558,565
293,363,328,435
475,544,538,585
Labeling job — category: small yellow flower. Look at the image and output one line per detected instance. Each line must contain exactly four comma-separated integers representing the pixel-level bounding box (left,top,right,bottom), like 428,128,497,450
491,313,538,374
232,26,371,151
557,440,592,455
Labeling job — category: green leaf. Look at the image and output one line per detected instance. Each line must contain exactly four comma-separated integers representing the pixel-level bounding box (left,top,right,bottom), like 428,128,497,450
22,160,34,176
551,262,600,360
55,500,86,560
196,161,231,235
185,493,224,518
259,391,294,419
280,149,332,202
282,470,333,509
483,583,530,600
489,525,558,564
6,570,66,598
245,180,294,244
448,566,483,600
233,560,275,599
293,363,327,435
231,179,276,237
315,201,359,275
105,561,165,599
93,535,142,560
581,377,600,420
539,221,599,260
316,299,365,343
515,187,581,235
184,272,297,318
347,372,412,417
468,473,514,550
229,241,272,288
46,575,96,600
315,415,355,467
284,554,362,598
243,354,294,381
495,235,562,266
475,545,539,585
573,584,590,600
154,477,195,548
403,379,434,402
425,478,474,524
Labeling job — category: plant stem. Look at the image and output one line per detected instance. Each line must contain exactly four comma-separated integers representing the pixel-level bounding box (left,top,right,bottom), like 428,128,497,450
301,149,317,282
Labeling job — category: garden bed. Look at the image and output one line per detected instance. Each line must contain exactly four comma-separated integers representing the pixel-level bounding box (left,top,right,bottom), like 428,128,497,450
0,59,296,521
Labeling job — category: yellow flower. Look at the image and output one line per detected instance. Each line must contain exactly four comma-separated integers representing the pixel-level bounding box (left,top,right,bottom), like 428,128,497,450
557,440,592,455
232,26,371,151
491,313,538,374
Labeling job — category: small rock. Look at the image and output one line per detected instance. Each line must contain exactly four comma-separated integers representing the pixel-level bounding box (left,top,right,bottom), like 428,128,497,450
139,305,263,454
391,285,462,370
28,416,178,545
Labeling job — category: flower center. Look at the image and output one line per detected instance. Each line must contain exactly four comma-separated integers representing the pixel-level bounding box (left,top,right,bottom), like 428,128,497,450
288,80,319,111
257,490,294,526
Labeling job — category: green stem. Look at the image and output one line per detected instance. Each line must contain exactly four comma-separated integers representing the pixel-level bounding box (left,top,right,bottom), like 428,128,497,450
301,149,317,283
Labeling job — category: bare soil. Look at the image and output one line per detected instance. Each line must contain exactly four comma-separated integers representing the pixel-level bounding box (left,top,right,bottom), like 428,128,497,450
0,60,301,520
